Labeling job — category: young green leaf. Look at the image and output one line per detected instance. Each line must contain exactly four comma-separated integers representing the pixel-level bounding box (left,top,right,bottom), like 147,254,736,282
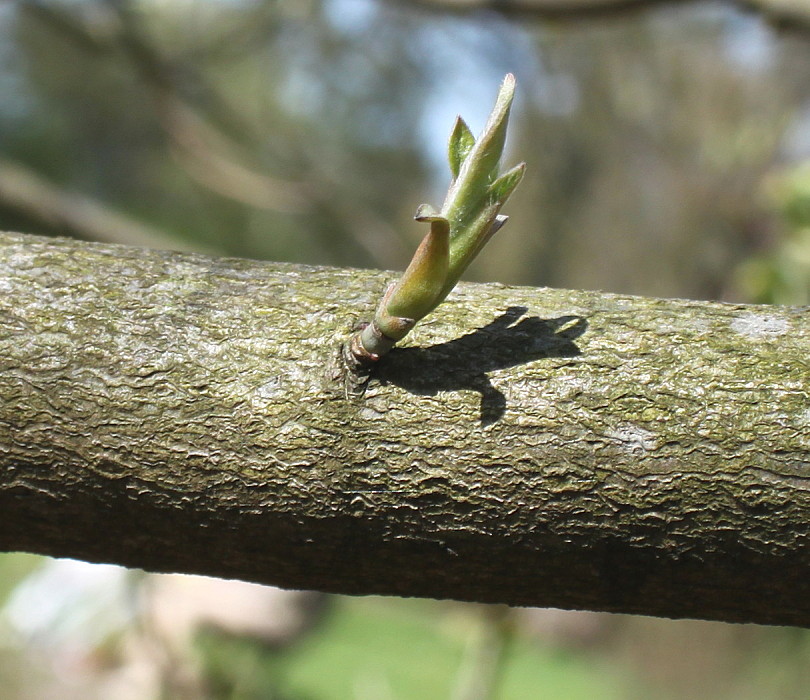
448,116,475,181
348,74,525,367
443,74,516,228
488,162,526,204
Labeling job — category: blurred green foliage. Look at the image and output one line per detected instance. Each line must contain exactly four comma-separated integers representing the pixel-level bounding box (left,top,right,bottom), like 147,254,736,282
3,0,810,298
0,554,41,606
195,597,624,700
736,164,810,304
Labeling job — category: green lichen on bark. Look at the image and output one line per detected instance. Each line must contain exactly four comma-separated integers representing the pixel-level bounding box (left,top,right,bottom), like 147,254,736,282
0,231,809,627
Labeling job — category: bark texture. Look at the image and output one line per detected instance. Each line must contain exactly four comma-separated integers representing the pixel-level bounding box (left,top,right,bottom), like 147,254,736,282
1,231,808,627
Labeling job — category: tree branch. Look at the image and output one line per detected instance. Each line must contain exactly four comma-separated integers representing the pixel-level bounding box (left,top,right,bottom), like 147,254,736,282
1,232,808,627
392,0,687,20
394,0,810,31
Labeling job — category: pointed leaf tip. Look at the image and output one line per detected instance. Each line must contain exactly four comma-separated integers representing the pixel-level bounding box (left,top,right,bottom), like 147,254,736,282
489,162,526,203
448,116,475,180
449,75,517,201
502,73,516,95
494,74,516,114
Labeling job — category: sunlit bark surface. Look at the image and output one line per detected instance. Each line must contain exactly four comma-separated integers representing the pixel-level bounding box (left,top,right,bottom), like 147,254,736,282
1,232,808,627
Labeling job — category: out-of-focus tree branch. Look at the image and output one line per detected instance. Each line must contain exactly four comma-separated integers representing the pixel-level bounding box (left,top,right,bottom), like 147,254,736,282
108,2,412,264
159,99,315,214
21,0,412,266
19,1,316,213
394,0,680,19
394,0,810,29
0,159,206,251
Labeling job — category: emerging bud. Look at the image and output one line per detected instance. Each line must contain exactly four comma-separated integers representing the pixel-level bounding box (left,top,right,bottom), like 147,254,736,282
350,74,525,365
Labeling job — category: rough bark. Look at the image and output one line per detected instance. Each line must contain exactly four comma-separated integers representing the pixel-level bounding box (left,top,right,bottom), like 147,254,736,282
0,231,808,627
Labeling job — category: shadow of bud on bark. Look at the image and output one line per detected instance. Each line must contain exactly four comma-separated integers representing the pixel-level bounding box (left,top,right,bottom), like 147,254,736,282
374,306,587,425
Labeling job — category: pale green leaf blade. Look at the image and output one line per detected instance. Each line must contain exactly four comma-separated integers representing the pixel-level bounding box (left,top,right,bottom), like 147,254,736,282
488,162,526,204
448,116,475,181
442,74,516,226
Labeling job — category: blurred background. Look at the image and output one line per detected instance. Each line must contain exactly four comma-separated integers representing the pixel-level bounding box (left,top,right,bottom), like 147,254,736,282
1,0,809,698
